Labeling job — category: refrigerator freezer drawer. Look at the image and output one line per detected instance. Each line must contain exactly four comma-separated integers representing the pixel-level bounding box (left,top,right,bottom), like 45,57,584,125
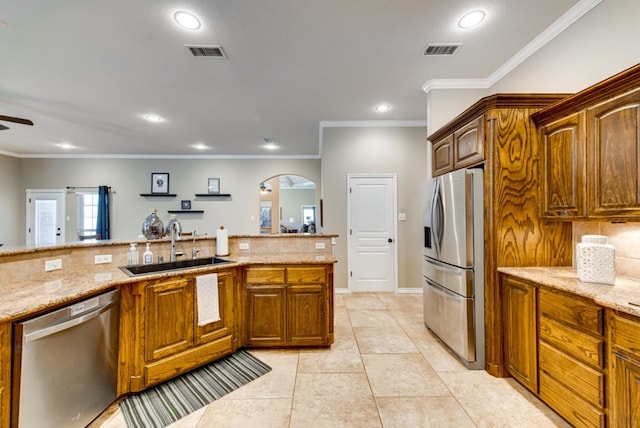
423,277,476,362
423,257,474,298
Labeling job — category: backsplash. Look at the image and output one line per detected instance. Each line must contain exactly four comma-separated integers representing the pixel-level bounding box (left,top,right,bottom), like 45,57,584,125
573,221,640,279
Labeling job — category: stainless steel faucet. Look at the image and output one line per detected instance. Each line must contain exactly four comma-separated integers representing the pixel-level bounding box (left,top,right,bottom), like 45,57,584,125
191,230,206,259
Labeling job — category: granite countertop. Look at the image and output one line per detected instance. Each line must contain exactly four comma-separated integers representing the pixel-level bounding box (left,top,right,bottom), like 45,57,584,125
498,266,640,318
1,253,336,324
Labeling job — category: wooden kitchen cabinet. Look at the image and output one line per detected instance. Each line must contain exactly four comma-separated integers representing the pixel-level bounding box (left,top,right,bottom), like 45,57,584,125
533,63,640,221
608,311,640,428
0,323,10,428
538,112,586,218
119,268,237,392
538,288,606,427
502,275,538,393
429,94,572,377
244,265,333,348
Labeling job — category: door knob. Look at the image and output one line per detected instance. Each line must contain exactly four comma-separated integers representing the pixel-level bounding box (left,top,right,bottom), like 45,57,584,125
388,238,393,243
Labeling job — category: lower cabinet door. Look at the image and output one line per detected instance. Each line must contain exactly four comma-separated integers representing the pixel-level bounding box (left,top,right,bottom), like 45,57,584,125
287,284,327,346
610,351,640,428
246,285,286,345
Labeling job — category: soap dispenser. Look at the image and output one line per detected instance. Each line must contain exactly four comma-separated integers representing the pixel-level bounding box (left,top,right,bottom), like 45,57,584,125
143,243,154,265
127,243,139,266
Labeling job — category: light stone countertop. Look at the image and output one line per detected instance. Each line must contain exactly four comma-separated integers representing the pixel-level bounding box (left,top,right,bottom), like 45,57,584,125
1,253,336,324
498,266,640,318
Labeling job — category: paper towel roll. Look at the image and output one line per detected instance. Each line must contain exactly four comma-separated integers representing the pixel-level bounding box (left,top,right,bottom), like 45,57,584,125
216,226,229,256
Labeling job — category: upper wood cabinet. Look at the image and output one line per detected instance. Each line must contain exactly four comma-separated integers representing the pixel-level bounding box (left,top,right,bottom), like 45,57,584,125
431,116,484,175
533,63,640,221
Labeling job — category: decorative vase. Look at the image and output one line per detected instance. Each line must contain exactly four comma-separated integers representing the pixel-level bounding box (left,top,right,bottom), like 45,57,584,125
576,235,615,285
142,208,164,240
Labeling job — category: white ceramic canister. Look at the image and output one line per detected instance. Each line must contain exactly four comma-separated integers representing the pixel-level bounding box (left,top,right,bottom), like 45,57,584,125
576,235,615,285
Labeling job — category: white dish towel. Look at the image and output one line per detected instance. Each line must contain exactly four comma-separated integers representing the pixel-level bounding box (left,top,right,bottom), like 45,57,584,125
196,273,221,326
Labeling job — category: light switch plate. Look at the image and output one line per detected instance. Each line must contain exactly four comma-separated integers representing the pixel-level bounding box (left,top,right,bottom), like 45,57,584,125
239,243,250,250
94,254,112,264
45,259,62,272
315,242,325,249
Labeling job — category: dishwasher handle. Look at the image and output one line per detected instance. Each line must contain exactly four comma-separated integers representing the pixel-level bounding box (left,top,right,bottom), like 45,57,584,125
24,299,119,343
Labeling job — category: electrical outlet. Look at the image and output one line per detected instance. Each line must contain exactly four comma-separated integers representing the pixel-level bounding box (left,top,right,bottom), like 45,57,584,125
45,259,62,272
239,243,250,250
94,254,112,264
315,242,325,249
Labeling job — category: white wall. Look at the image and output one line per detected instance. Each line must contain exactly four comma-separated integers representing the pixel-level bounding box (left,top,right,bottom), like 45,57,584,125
0,154,22,246
15,157,320,243
321,126,429,291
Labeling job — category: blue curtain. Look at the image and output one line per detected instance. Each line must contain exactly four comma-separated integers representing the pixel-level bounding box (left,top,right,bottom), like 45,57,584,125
96,185,110,240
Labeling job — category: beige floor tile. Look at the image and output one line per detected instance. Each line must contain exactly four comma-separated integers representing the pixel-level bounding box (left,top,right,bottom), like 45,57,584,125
376,293,423,310
298,336,364,373
438,371,571,427
388,307,426,329
362,353,450,397
197,398,292,428
354,325,419,353
222,351,299,400
290,373,381,428
404,326,468,372
348,308,400,327
343,293,386,309
376,396,476,428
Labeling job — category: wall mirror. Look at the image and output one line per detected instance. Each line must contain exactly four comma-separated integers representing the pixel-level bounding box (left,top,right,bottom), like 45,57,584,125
259,175,316,234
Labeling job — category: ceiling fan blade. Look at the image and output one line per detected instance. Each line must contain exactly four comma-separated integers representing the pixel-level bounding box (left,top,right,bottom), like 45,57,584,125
0,124,8,131
0,115,34,126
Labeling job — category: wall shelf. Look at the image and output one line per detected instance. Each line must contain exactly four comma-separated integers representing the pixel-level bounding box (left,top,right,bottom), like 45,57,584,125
140,193,177,197
194,193,232,198
168,210,204,214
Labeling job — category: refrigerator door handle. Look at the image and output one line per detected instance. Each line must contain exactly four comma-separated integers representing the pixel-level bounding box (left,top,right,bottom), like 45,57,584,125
431,179,443,257
424,257,464,276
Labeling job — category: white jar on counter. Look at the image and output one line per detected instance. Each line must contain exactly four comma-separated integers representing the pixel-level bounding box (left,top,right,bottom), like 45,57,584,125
576,235,615,285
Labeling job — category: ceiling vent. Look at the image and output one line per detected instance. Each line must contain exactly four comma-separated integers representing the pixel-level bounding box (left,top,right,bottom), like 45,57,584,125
423,44,461,56
186,45,227,58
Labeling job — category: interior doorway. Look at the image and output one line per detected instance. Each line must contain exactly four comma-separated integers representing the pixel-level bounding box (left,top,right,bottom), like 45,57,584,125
347,175,397,292
26,189,66,247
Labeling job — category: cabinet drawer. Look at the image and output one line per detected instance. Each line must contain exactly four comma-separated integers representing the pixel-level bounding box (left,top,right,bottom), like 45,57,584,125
610,313,640,357
539,289,603,335
245,267,286,284
539,371,605,428
539,341,604,408
287,266,326,283
539,315,604,368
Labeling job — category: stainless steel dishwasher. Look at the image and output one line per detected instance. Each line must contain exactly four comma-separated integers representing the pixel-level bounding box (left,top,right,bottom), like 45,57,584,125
12,289,120,428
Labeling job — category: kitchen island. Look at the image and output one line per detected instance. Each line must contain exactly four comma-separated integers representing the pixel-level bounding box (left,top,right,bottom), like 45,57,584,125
0,234,336,428
499,267,640,427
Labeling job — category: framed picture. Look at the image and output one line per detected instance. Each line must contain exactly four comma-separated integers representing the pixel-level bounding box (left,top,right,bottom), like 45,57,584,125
208,178,220,194
181,200,191,210
151,172,170,194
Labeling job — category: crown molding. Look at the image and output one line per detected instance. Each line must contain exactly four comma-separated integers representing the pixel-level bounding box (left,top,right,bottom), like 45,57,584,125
9,153,321,160
319,120,427,128
421,0,602,94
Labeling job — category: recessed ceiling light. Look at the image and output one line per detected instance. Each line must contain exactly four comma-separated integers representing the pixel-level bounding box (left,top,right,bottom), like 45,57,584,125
458,10,486,29
264,143,278,150
143,114,163,123
375,104,391,112
192,143,208,150
56,143,75,149
174,11,201,30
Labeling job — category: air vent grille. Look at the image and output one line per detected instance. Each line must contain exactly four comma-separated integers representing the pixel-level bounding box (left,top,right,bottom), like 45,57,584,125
424,44,461,56
186,45,227,58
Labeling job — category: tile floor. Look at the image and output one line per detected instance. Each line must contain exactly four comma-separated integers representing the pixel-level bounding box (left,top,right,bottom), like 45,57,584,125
95,293,570,428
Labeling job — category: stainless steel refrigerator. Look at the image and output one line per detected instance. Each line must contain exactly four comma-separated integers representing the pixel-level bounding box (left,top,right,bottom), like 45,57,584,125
422,168,484,369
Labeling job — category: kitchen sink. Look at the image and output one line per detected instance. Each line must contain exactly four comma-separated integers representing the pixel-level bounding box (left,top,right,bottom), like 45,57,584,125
120,256,233,277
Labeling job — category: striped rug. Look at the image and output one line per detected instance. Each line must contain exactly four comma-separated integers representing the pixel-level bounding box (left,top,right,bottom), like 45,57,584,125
119,349,271,428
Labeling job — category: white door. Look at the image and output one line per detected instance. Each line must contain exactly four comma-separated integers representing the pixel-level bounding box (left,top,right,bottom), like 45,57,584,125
347,175,397,292
26,189,66,246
